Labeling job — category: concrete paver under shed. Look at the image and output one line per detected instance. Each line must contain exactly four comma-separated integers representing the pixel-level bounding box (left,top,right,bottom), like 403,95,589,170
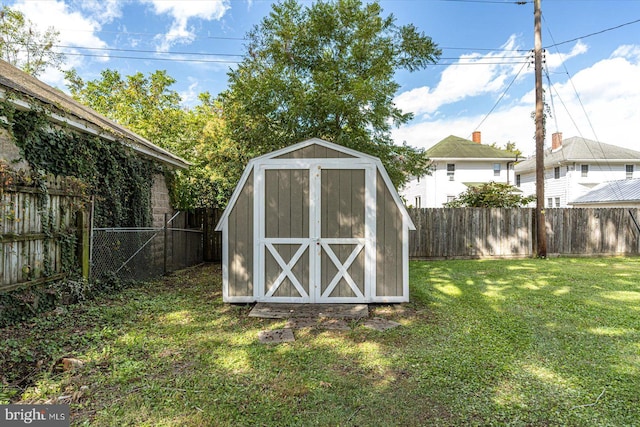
249,303,368,319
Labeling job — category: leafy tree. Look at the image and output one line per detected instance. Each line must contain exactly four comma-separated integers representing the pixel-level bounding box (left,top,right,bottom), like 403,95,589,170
0,5,64,76
220,0,441,188
172,93,244,208
444,182,535,208
491,141,523,158
65,69,186,152
65,69,236,208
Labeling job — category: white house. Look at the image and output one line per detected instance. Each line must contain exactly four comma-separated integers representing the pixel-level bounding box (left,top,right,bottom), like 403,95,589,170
400,132,518,208
515,133,640,208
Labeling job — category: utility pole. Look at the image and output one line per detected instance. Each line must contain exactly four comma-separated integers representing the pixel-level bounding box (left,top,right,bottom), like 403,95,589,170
534,0,547,257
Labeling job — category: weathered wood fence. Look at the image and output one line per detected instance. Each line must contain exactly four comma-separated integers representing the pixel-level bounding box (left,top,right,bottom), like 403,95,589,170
1,177,88,292
409,208,640,259
198,207,223,262
7,202,636,290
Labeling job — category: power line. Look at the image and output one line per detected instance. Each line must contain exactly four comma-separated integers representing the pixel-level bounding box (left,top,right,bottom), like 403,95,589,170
50,43,529,60
58,52,240,64
53,44,243,58
544,17,640,49
542,15,626,201
470,51,531,135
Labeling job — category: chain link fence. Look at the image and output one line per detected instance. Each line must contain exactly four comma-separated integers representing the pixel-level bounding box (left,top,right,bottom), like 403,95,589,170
90,212,203,282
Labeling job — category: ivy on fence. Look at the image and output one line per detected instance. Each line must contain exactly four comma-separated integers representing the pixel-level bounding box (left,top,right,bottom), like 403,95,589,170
0,91,173,325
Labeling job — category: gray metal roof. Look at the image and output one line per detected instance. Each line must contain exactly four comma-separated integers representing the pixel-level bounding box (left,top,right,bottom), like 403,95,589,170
570,178,640,205
0,59,189,169
515,137,640,173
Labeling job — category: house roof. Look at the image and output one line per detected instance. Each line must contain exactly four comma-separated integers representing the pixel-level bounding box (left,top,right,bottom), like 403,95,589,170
515,137,640,173
426,135,518,160
215,138,416,231
0,59,189,169
569,178,640,205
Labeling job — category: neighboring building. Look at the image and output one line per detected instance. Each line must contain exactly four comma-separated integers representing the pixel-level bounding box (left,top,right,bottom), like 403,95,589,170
400,132,518,208
515,133,640,208
569,178,640,208
0,59,189,227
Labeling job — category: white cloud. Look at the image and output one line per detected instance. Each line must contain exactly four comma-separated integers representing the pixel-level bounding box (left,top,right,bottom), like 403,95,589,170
541,47,640,149
179,80,201,106
77,0,122,23
13,1,107,49
12,0,110,87
394,35,528,118
141,0,230,50
545,40,588,70
394,44,640,158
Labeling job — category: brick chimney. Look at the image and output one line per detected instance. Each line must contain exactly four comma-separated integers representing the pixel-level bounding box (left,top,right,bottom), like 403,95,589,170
552,132,563,150
472,131,481,144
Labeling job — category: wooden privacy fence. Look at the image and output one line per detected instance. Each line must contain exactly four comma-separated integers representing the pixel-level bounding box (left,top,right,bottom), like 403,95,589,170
408,208,640,259
1,176,88,292
197,207,223,262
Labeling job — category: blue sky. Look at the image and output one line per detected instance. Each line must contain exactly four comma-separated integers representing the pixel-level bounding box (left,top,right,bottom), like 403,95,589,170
7,0,640,156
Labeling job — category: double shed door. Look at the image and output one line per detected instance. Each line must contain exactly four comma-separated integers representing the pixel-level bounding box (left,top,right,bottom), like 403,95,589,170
256,160,376,303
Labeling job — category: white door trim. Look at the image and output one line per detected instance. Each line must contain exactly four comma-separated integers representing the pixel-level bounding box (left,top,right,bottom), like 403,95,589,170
255,160,376,303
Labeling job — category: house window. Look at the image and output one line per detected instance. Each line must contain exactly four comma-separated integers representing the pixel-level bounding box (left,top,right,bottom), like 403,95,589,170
581,164,589,177
447,195,455,203
516,174,521,187
555,197,560,207
547,198,552,208
447,164,455,181
626,165,634,179
415,196,421,208
493,163,501,177
554,167,560,179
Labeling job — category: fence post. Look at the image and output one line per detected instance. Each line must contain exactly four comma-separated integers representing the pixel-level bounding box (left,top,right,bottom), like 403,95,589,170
202,208,210,262
163,212,169,274
79,210,91,280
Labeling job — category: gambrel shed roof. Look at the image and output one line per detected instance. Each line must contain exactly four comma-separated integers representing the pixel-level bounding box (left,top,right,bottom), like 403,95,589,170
216,138,415,231
216,137,415,304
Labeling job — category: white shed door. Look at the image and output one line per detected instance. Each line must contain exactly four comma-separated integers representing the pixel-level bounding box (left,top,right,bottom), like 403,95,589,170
256,161,376,303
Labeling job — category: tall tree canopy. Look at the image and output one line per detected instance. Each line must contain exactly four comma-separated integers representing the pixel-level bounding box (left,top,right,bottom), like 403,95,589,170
65,69,236,208
65,69,186,153
0,5,64,76
220,0,440,187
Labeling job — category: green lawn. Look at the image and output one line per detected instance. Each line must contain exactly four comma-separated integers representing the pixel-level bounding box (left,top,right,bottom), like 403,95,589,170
1,258,639,426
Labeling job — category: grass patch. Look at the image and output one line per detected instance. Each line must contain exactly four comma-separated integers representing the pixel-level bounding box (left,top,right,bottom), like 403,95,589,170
1,258,639,425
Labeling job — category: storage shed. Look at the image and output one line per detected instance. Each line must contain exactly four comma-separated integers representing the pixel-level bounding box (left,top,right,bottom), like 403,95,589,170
215,138,415,303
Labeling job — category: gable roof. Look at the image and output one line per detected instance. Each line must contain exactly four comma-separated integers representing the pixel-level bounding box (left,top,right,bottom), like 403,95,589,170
0,59,189,169
426,135,518,160
515,137,640,173
569,178,640,205
215,138,415,231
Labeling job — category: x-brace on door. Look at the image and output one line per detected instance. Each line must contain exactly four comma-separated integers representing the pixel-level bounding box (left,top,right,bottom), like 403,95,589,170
255,159,376,303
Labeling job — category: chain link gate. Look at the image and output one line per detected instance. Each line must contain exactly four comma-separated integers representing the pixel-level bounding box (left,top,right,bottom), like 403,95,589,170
90,211,204,282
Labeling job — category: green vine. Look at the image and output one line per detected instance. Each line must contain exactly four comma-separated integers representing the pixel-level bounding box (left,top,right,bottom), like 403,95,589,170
1,98,157,227
1,92,166,325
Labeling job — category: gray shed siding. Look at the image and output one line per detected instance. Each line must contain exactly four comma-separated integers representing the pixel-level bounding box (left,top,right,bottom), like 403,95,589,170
218,138,412,303
228,170,254,297
376,170,403,297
